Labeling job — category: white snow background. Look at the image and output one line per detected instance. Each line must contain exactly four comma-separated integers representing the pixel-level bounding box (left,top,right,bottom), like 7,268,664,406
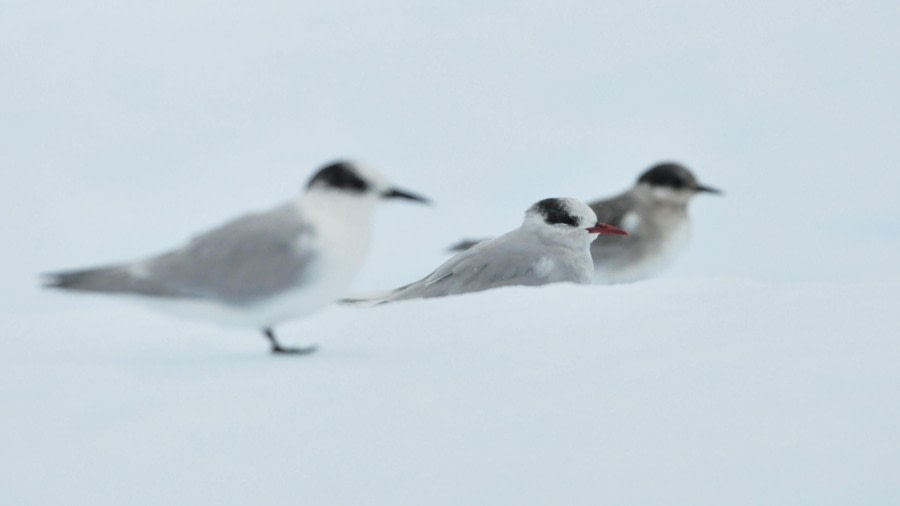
2,0,899,504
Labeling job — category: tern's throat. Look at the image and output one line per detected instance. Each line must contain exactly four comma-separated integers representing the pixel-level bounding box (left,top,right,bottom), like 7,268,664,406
298,189,378,247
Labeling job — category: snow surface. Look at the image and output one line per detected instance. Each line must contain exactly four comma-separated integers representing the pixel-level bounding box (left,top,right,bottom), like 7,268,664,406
3,281,899,505
2,0,900,504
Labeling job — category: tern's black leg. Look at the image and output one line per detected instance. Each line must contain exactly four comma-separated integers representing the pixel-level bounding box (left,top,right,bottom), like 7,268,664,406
262,327,318,355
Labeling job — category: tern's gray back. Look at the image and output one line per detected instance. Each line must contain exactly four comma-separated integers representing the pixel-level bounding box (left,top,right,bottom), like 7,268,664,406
587,191,639,260
588,191,634,227
47,203,319,306
145,204,317,304
388,228,592,301
589,189,689,276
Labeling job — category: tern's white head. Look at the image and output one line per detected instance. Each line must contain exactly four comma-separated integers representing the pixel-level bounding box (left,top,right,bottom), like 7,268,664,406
304,160,429,205
634,162,721,206
299,160,430,257
523,197,627,245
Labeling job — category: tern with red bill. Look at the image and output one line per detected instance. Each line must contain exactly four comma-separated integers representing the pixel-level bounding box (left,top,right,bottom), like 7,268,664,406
42,160,429,354
344,197,626,305
449,162,721,284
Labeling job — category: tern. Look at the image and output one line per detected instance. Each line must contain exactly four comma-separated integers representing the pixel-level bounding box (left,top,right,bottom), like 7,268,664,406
348,197,626,305
449,162,720,284
43,160,429,354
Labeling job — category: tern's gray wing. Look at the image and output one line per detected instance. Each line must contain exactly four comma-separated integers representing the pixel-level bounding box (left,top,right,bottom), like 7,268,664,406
389,230,588,302
46,204,318,305
588,191,634,228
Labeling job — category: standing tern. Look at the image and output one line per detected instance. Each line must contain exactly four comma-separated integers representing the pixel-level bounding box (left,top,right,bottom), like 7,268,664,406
43,160,429,354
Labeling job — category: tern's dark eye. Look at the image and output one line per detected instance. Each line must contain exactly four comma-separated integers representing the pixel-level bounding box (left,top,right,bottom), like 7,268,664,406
545,213,579,227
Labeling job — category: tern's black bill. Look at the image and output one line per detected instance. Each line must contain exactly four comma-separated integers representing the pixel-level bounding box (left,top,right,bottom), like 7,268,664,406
382,188,430,204
695,184,722,195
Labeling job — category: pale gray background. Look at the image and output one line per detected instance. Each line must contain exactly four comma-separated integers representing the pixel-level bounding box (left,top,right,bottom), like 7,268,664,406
3,0,898,313
2,2,899,504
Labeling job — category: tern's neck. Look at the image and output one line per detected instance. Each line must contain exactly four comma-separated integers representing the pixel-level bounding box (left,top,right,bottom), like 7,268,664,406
631,185,691,213
296,190,379,235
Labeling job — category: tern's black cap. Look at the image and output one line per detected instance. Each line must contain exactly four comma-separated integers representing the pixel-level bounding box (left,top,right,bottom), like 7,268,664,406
636,163,699,190
307,161,370,192
533,198,582,227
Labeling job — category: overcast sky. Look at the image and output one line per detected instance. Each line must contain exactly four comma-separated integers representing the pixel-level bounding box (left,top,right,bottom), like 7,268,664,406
2,0,899,310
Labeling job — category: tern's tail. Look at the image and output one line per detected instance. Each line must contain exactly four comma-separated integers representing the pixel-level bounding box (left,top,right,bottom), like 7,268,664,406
338,289,397,308
42,264,160,296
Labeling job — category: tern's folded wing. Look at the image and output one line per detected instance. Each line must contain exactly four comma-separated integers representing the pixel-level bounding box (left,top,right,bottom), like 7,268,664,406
46,204,318,305
145,204,318,304
387,232,565,301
